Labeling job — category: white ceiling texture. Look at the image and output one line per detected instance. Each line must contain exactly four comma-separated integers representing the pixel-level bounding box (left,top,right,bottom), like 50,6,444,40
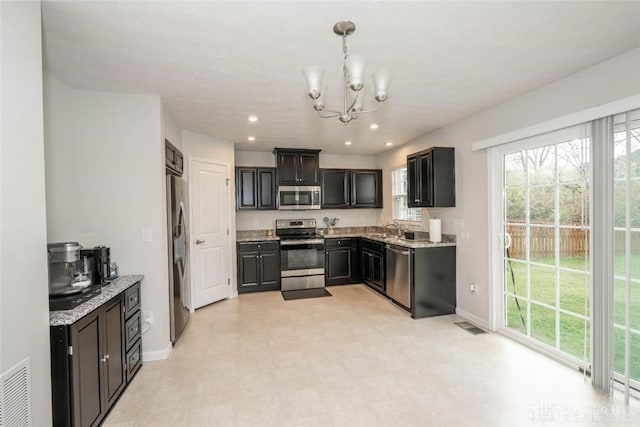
42,1,640,155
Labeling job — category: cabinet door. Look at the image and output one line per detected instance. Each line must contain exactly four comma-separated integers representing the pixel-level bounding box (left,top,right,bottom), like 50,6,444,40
102,297,125,409
256,168,276,210
298,153,319,185
351,170,382,208
321,169,350,208
419,150,434,207
371,252,385,291
277,153,299,185
407,155,420,208
361,250,372,284
71,311,103,427
238,252,260,290
326,248,352,285
236,168,257,210
259,251,280,289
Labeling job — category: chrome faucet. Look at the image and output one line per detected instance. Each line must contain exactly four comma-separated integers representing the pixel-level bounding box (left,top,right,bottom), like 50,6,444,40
383,222,402,237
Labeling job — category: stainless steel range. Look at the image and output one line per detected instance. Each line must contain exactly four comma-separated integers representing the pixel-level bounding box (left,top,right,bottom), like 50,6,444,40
276,219,325,291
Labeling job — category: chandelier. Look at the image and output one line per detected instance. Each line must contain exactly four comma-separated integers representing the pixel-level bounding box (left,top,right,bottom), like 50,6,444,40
303,21,392,125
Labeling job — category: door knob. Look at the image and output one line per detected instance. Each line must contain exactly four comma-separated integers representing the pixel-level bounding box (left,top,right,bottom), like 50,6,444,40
195,239,206,245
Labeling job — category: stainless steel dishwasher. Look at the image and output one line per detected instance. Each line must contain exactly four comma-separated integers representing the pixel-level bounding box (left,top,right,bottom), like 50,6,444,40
385,244,411,309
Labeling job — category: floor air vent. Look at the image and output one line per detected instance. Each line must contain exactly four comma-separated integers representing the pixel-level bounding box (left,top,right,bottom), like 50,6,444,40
0,357,32,426
454,321,487,335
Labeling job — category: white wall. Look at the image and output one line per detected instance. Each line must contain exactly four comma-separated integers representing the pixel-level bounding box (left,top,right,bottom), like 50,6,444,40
0,1,52,424
377,47,640,328
181,130,237,297
43,77,171,359
234,150,382,229
162,105,182,149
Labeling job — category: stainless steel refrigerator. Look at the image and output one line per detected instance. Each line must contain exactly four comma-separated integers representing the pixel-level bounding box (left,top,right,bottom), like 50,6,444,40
167,174,190,343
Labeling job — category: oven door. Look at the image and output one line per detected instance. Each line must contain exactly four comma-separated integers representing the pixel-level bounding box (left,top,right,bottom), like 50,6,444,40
280,239,325,277
278,186,321,210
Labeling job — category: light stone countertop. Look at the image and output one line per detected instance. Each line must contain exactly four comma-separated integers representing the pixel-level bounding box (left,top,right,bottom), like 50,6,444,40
322,231,456,249
50,275,144,326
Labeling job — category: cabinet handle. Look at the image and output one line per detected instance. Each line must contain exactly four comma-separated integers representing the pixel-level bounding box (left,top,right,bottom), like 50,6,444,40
100,354,110,363
195,239,206,245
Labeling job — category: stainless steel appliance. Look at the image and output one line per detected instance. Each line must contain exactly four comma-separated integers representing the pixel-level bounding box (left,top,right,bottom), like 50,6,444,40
276,219,325,290
166,173,191,343
278,186,321,210
385,244,411,309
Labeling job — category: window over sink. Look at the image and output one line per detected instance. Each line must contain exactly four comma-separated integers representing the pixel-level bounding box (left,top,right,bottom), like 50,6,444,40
391,167,422,222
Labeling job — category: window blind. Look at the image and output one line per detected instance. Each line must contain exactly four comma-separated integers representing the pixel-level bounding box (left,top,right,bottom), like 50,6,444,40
391,167,421,222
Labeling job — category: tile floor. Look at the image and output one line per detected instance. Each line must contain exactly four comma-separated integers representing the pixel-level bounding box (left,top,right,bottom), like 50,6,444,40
105,284,640,426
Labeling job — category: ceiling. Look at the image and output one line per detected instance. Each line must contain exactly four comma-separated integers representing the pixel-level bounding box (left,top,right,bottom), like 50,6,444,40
41,1,640,155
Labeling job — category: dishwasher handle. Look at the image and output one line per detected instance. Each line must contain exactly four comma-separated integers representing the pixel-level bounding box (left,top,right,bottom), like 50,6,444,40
386,245,410,256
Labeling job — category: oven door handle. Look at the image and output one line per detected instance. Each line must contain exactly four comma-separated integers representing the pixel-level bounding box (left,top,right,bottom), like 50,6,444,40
280,239,325,246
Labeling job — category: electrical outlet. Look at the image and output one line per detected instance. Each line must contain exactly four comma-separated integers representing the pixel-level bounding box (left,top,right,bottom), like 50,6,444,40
143,310,154,325
469,283,478,293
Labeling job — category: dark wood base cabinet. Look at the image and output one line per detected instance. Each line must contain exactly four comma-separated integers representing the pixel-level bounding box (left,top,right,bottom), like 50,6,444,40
410,246,457,319
360,239,385,293
50,282,142,427
325,238,360,285
237,241,280,293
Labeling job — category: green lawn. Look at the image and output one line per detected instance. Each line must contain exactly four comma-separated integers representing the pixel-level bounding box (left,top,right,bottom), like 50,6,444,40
504,255,640,380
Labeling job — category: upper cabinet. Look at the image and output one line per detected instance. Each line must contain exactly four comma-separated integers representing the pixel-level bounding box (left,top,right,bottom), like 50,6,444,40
407,147,455,208
320,169,383,209
273,148,320,185
165,139,184,176
235,167,277,210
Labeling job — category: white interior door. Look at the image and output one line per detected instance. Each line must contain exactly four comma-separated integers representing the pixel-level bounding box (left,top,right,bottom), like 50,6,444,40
190,159,230,309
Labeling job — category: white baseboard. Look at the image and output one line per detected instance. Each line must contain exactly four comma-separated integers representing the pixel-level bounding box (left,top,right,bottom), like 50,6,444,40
143,343,172,362
455,308,492,331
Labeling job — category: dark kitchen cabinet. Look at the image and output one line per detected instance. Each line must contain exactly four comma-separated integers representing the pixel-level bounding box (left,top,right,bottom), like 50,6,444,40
51,299,124,427
320,169,383,208
325,238,360,285
165,139,184,176
235,167,276,210
360,238,385,293
407,147,455,208
237,241,280,293
273,148,320,185
50,282,142,427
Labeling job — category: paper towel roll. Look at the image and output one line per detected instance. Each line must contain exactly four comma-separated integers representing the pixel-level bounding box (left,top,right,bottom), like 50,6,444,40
429,219,442,243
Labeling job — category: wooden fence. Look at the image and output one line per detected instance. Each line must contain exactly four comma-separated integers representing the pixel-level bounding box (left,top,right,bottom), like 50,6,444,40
506,226,640,259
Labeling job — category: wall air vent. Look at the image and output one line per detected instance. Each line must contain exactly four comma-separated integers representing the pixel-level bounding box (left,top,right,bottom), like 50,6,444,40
0,357,32,426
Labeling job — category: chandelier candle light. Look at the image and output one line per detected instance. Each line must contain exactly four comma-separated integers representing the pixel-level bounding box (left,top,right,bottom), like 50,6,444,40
304,21,392,125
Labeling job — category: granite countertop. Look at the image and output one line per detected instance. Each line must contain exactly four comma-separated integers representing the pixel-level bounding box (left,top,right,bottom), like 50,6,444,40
323,231,456,249
50,275,144,326
236,230,280,242
236,227,456,249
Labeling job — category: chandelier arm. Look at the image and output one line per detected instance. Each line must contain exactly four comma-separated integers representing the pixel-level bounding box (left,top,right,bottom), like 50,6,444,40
317,110,342,119
356,102,384,114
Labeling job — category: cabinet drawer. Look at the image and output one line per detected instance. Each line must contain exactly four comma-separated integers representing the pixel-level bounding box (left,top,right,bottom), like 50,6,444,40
124,310,141,351
125,338,142,383
360,238,384,254
238,241,279,253
124,283,141,318
325,238,353,249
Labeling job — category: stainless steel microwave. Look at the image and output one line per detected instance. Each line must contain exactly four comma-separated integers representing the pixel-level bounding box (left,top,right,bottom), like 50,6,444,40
278,186,321,210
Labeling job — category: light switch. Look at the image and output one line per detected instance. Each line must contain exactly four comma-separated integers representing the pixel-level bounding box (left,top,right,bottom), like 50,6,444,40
141,227,153,242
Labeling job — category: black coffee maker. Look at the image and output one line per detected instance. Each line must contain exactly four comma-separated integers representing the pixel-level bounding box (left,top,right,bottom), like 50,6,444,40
80,246,111,285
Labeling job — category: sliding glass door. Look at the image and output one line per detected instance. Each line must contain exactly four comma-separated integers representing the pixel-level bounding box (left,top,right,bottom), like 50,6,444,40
612,109,640,391
501,125,591,366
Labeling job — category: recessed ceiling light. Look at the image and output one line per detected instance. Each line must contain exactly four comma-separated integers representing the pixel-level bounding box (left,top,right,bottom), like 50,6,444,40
344,141,352,146
385,141,393,146
369,123,379,130
248,116,258,123
247,136,256,142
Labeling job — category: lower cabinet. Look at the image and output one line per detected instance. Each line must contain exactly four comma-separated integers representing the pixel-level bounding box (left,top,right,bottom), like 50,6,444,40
50,282,142,427
325,238,360,285
237,241,280,293
360,239,385,293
